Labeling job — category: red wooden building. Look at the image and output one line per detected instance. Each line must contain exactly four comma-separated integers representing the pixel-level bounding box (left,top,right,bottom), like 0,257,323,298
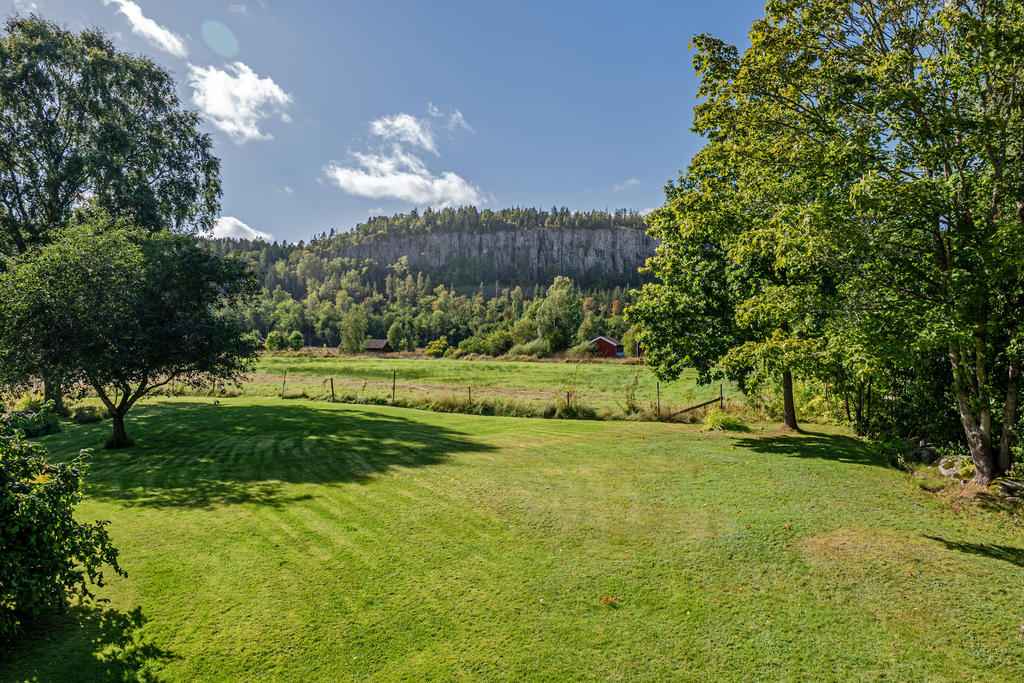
589,336,625,358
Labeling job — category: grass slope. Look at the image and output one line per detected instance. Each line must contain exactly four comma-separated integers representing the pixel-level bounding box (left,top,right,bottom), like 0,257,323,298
3,398,1023,680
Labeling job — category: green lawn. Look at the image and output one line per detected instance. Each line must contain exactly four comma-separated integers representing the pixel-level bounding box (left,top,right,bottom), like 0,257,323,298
241,356,739,415
3,398,1023,680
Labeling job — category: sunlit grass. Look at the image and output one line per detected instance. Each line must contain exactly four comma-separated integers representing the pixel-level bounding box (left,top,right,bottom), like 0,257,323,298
3,398,1022,680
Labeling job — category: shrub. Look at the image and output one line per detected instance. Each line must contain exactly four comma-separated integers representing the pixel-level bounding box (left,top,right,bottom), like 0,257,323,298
511,317,538,345
521,337,552,358
567,341,597,359
703,408,751,432
507,343,528,357
0,434,124,639
1,400,60,438
265,330,287,350
555,402,599,420
424,336,449,358
483,328,513,356
287,330,305,351
457,335,490,356
15,395,45,413
70,405,106,425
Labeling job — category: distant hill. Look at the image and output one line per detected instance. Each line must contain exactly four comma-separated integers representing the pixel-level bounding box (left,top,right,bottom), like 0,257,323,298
213,206,658,290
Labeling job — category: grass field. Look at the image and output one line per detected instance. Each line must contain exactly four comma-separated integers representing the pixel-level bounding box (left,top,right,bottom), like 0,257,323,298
3,398,1024,680
220,355,743,418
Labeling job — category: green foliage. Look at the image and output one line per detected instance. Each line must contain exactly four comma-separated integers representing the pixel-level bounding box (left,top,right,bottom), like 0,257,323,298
339,306,368,354
424,337,450,358
575,312,604,345
457,335,490,356
0,211,260,448
632,0,1024,480
534,277,584,352
702,408,750,433
520,338,552,359
621,325,641,358
567,342,597,358
0,434,124,639
265,331,287,351
0,401,60,438
511,317,539,345
0,16,220,260
70,406,106,425
287,331,305,352
483,328,514,357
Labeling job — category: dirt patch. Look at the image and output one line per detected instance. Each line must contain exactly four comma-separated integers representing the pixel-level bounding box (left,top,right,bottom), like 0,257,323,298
800,526,947,573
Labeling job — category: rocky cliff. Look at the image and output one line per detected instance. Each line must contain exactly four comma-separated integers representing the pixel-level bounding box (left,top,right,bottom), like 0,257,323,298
332,227,657,287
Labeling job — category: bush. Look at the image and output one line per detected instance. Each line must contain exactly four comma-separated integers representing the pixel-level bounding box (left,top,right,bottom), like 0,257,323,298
703,408,751,432
484,328,514,356
15,395,45,413
521,337,552,358
0,434,124,639
70,405,107,425
1,400,60,438
507,343,528,357
425,336,449,358
265,330,287,350
287,330,305,351
567,341,597,359
457,335,490,356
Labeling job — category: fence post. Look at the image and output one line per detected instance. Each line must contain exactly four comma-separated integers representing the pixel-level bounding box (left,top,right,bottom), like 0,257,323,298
392,370,396,405
281,371,287,397
720,383,723,407
468,386,472,403
657,381,661,419
330,377,335,402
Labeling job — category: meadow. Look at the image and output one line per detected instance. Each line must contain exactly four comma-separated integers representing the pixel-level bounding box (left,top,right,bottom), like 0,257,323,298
194,355,744,420
3,397,1023,680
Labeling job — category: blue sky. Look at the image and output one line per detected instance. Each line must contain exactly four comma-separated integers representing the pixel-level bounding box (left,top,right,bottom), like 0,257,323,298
6,0,760,243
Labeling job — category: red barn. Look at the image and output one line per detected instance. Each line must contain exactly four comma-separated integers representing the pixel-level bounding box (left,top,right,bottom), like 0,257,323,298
589,336,625,358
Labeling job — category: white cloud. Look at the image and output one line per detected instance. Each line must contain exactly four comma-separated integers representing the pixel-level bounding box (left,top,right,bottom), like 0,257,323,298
324,152,484,207
228,3,248,13
187,62,292,143
612,178,641,192
428,101,474,132
208,216,273,241
12,0,38,12
324,109,484,208
368,207,383,215
369,113,437,155
103,0,188,58
281,186,294,194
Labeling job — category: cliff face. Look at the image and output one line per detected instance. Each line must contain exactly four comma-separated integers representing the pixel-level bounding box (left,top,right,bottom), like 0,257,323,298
333,227,658,286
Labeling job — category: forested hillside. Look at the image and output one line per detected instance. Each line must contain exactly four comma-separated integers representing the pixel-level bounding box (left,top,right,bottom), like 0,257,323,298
208,207,651,348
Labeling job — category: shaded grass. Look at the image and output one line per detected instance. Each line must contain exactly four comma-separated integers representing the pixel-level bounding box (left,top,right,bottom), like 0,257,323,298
3,398,1023,680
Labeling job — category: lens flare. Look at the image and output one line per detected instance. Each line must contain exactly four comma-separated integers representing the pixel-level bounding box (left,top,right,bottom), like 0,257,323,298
201,20,239,58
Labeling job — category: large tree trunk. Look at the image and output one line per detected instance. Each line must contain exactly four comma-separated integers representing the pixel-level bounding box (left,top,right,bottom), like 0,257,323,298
42,372,65,415
950,344,1000,485
782,369,799,431
107,410,133,449
998,350,1020,474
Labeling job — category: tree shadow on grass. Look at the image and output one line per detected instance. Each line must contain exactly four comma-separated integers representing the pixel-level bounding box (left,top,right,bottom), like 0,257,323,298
50,401,493,509
924,535,1024,568
732,429,888,468
1,605,174,682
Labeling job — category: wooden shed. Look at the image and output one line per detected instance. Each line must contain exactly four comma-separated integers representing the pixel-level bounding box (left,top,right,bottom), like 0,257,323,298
365,339,393,353
589,336,625,358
